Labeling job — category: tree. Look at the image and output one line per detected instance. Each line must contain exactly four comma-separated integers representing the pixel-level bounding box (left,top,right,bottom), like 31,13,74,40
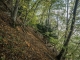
11,0,19,27
56,0,79,60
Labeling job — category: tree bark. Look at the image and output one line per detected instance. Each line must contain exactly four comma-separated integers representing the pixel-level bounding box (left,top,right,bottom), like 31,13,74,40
11,0,19,27
56,0,79,60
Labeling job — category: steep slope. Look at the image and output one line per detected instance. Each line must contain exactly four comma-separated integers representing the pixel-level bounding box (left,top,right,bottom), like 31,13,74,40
0,11,56,60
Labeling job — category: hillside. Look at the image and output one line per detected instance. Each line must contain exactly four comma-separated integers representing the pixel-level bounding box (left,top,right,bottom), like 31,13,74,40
0,11,56,60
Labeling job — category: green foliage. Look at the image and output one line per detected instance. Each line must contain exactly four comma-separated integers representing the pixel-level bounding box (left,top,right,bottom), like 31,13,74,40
74,36,80,40
37,24,46,33
36,24,58,39
36,24,52,33
49,37,58,44
27,11,38,25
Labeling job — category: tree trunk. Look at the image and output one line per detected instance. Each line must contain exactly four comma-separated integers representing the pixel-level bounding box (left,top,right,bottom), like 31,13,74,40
11,0,19,27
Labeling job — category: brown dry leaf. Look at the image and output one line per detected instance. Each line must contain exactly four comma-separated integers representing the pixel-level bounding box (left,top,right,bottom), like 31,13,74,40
32,48,34,51
25,41,30,47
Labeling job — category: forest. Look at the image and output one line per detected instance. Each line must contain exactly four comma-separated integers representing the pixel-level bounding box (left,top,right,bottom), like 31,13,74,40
0,0,80,60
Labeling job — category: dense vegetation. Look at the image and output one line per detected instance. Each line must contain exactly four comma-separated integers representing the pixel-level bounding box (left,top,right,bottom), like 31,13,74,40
0,0,80,60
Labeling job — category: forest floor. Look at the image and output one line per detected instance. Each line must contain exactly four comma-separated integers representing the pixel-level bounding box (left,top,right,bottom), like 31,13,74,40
0,11,55,60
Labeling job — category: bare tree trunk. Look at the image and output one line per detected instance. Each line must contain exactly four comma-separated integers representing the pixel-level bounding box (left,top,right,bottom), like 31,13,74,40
11,0,19,27
56,0,79,60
